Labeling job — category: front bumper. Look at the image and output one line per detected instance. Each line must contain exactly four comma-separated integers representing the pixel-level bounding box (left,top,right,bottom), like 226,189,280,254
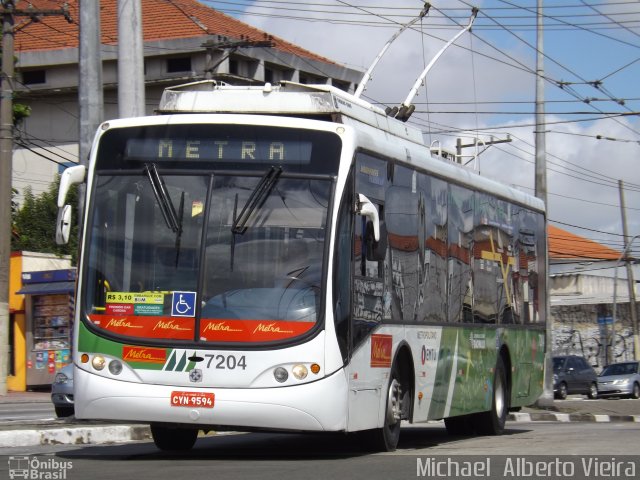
51,390,74,407
597,383,633,397
74,366,349,432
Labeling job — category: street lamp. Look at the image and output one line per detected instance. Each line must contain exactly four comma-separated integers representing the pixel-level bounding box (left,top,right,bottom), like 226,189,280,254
611,234,640,363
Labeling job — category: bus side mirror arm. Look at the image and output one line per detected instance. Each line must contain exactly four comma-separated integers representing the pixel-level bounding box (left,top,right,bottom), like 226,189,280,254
57,165,86,207
357,194,380,241
56,165,86,245
357,194,387,261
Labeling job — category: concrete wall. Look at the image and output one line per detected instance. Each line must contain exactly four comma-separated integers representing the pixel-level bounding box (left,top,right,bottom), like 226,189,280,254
551,303,637,370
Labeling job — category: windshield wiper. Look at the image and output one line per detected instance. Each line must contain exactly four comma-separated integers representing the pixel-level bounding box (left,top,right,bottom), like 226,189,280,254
174,191,185,267
144,163,181,233
232,166,282,235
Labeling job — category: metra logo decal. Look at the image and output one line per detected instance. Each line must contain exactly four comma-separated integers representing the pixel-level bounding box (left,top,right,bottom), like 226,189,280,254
106,318,143,329
371,334,393,368
202,321,243,333
252,322,294,335
88,314,194,340
153,319,191,332
199,319,314,342
123,346,167,364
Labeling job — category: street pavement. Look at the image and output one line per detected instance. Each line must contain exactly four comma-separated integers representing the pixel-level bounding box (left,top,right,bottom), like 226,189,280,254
0,390,638,448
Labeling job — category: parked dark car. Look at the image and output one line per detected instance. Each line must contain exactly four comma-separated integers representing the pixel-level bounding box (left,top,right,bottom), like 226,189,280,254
597,361,640,399
553,355,598,399
51,364,74,417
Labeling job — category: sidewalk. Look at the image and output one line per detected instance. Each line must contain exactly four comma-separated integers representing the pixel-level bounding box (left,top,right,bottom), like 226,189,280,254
0,391,638,448
0,390,51,404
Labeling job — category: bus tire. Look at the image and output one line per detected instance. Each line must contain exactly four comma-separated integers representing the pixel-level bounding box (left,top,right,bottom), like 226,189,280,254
151,424,198,451
360,363,404,451
473,355,508,436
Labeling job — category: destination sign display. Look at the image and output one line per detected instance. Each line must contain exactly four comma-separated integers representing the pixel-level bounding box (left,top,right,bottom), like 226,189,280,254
125,138,312,164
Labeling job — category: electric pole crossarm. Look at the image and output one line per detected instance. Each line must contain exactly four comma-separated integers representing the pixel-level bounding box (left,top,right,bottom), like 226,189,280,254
202,39,274,79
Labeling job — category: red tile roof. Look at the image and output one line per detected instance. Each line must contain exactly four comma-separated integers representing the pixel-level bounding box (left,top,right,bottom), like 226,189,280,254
13,0,335,65
549,224,620,261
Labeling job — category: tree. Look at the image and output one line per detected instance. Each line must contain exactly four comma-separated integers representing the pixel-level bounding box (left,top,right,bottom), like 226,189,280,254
12,176,78,263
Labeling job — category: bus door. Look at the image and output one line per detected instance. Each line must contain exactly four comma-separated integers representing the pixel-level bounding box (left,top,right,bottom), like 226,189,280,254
343,154,391,431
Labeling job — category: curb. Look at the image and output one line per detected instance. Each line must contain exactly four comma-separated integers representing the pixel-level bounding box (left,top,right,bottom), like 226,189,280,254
508,412,640,423
0,425,151,448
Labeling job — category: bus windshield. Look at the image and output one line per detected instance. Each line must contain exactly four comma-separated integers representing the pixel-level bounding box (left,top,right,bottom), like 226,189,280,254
83,123,341,345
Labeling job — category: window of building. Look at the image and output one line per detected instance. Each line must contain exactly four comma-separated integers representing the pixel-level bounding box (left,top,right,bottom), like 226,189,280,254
332,80,350,92
167,57,192,74
229,59,239,76
21,69,46,85
299,73,326,85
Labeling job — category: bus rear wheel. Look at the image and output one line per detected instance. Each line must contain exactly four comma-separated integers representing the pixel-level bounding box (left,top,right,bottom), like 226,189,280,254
151,424,198,451
473,355,508,435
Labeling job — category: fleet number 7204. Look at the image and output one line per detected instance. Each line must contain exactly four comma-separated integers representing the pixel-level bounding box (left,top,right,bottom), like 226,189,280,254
204,354,247,370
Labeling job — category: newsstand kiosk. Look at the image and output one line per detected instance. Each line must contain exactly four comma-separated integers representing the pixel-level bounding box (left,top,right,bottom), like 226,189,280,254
17,269,75,386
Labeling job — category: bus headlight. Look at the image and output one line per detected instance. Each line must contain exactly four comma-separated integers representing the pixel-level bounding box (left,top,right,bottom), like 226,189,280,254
292,364,308,380
92,355,106,371
274,367,288,383
109,360,123,375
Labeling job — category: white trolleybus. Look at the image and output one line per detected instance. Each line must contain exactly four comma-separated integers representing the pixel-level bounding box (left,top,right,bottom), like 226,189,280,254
57,78,546,452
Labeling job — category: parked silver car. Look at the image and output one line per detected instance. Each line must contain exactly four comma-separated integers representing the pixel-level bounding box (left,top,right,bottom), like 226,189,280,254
597,361,640,399
51,364,74,417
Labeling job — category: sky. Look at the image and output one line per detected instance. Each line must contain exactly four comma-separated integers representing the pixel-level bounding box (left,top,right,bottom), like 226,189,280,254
202,0,640,259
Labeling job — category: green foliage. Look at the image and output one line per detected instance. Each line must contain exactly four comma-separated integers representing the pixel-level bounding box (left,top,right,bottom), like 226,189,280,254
13,102,31,125
0,49,33,125
11,176,79,264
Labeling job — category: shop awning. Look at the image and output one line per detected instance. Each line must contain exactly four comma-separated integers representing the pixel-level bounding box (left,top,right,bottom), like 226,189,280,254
16,281,75,296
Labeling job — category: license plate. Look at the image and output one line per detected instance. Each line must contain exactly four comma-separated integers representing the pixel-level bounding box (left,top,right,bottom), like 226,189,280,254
170,391,215,408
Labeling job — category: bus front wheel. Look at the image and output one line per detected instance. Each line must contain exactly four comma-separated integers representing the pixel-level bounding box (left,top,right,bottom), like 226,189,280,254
151,424,198,451
360,363,404,451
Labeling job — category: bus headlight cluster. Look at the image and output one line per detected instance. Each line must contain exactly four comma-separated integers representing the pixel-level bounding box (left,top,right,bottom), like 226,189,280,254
273,363,321,383
274,367,288,383
292,364,308,380
82,353,123,376
92,355,106,371
108,360,123,375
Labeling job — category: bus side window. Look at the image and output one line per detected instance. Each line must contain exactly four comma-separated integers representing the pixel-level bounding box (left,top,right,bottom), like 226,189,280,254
355,210,384,278
333,179,354,361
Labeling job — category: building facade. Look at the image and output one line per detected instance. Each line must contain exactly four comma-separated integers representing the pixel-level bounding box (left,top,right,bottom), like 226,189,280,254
12,0,362,203
549,225,638,368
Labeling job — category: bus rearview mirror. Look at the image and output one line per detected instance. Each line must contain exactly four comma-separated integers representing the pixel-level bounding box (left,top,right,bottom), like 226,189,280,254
56,204,72,245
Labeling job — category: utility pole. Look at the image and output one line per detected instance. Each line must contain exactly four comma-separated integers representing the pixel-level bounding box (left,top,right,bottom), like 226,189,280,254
618,180,640,360
0,1,70,395
79,0,103,167
78,0,103,228
0,0,15,397
534,0,553,406
118,0,145,117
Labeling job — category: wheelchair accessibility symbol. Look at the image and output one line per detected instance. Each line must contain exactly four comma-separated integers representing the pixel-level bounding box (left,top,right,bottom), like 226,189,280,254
171,291,196,317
